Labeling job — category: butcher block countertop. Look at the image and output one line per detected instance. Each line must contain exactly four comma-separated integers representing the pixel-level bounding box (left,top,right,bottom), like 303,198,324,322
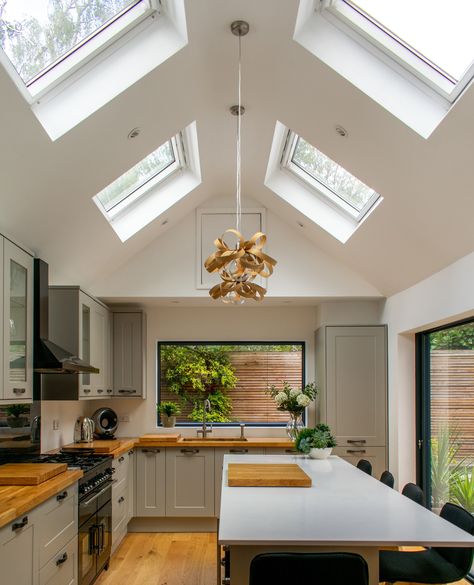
0,469,82,529
136,436,296,449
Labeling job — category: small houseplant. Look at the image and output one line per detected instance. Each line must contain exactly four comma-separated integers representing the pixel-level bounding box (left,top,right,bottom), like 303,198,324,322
157,401,181,428
267,381,318,439
5,404,29,428
296,423,337,459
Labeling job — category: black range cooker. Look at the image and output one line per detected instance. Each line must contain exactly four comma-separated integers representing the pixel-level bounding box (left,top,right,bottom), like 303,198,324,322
41,451,113,585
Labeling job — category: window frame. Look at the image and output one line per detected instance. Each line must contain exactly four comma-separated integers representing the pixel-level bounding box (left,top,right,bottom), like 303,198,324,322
0,0,158,103
95,133,185,219
326,0,474,104
280,129,380,222
156,340,306,428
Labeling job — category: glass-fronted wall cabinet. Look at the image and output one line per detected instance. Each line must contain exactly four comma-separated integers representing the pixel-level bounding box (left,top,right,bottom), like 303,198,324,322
2,238,33,401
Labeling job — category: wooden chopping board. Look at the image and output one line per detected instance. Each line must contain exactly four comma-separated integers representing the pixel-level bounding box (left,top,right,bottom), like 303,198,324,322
138,434,181,442
62,440,120,453
0,463,67,485
228,463,312,487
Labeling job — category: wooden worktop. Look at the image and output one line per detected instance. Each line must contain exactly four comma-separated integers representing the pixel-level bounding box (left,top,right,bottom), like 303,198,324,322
136,437,295,449
0,469,83,529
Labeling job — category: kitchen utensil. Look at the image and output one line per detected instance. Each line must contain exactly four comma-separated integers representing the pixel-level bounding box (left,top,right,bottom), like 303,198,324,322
74,416,94,443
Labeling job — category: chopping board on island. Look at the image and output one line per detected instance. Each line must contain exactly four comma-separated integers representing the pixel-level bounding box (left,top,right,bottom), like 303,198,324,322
227,463,312,487
0,463,67,485
62,440,120,453
138,434,181,442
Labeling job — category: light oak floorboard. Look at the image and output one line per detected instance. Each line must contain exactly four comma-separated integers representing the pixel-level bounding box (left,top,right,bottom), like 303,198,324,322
95,533,217,585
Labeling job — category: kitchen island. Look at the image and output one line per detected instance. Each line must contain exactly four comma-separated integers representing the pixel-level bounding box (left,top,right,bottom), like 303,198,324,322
218,454,474,585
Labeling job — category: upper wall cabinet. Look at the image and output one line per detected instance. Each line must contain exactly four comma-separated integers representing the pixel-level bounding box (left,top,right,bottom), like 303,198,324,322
2,238,34,401
112,311,145,398
42,287,112,400
316,325,387,448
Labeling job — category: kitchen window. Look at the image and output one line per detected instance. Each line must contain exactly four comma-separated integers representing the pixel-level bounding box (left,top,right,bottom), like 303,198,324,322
157,342,305,426
281,130,381,222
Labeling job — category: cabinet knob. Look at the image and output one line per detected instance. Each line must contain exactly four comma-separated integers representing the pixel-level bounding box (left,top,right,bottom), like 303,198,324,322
118,456,125,463
56,491,68,502
118,496,125,504
56,552,68,566
13,388,26,394
97,389,104,394
106,389,113,393
12,516,28,531
83,388,91,394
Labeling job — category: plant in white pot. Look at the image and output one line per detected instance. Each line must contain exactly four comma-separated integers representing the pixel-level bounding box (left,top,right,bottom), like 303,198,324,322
157,401,181,428
295,424,337,459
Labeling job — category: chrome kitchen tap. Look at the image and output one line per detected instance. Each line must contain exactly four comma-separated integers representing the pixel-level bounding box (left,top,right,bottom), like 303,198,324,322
197,398,213,438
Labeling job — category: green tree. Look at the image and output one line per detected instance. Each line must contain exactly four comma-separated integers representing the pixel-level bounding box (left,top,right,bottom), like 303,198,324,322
160,345,238,422
430,325,474,350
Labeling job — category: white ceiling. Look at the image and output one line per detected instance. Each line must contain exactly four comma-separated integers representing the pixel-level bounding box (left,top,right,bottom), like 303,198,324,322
0,0,473,299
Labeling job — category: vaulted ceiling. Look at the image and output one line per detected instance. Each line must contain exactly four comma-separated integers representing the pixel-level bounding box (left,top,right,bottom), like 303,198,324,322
0,0,473,301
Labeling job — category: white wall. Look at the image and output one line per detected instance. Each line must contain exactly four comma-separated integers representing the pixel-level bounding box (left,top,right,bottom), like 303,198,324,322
383,251,474,488
41,400,88,452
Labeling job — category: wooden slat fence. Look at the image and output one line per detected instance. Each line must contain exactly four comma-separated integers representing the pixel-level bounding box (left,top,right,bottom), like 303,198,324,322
160,351,303,423
431,350,474,460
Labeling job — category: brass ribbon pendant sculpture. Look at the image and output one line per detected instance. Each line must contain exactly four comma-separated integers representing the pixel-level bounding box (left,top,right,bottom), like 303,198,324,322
204,229,277,303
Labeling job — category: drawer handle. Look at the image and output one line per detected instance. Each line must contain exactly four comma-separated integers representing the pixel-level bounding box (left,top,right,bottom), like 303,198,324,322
56,552,68,567
347,449,366,454
118,389,137,394
285,449,298,454
118,496,125,504
142,448,160,454
83,388,91,394
181,448,199,454
118,456,125,463
12,516,28,531
229,449,248,454
56,491,68,502
13,388,26,394
97,389,104,394
107,389,113,393
128,450,134,455
347,439,366,445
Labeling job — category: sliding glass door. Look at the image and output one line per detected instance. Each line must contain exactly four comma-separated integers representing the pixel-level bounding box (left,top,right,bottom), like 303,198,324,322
417,319,474,518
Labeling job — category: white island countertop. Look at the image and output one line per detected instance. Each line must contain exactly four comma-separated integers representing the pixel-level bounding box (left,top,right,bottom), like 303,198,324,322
218,454,474,548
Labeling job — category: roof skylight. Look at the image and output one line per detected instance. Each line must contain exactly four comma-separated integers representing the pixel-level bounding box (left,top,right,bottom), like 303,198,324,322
94,135,183,218
282,131,380,221
342,0,474,82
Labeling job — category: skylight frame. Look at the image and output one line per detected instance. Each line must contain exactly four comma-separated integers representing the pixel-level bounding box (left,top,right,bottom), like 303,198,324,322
325,0,474,104
0,0,158,103
281,130,380,222
94,133,186,221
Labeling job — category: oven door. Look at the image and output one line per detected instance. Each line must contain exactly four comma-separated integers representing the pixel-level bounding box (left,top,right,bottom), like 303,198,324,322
96,498,112,575
78,513,98,585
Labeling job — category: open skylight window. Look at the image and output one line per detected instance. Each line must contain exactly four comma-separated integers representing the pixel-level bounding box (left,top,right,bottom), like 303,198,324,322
93,122,201,242
0,0,154,98
282,131,380,221
328,0,474,102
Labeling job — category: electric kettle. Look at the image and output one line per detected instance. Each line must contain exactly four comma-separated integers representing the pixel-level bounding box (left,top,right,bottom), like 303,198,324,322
74,416,94,443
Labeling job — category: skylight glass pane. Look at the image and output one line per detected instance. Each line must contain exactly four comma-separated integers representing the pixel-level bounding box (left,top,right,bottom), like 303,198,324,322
97,139,175,212
0,0,140,84
344,0,474,81
292,137,376,212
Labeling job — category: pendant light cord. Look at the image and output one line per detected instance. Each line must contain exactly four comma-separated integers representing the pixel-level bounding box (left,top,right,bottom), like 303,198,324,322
236,33,242,234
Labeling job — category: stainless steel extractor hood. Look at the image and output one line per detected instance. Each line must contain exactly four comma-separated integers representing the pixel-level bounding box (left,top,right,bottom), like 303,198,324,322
34,259,99,374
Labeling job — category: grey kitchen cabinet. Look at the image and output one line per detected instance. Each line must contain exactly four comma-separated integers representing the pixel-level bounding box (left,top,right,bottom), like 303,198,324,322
112,311,145,397
165,447,215,517
214,447,264,516
42,287,112,400
2,237,34,401
0,483,79,585
333,446,387,479
316,325,388,465
111,448,135,552
135,447,166,516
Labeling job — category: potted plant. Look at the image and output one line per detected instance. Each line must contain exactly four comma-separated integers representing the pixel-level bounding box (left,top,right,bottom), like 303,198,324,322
267,382,318,440
5,404,29,428
157,401,181,428
295,423,337,459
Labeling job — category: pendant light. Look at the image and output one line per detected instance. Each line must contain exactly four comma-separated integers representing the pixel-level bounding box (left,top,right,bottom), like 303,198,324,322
204,20,277,304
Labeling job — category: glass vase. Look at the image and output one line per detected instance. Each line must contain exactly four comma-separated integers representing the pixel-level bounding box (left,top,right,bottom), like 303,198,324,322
286,412,304,441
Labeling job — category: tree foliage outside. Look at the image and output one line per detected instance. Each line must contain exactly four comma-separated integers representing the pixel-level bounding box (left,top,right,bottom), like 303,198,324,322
430,324,474,350
292,137,376,211
160,345,238,423
0,0,136,83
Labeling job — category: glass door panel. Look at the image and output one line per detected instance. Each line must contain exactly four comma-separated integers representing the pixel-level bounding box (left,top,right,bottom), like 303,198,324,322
9,260,27,383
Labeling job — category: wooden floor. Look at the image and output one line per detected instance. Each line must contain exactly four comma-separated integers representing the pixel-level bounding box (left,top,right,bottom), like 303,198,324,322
95,533,217,585
96,534,470,585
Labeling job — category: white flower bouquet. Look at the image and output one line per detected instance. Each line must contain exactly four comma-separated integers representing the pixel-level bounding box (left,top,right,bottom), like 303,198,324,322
267,381,317,413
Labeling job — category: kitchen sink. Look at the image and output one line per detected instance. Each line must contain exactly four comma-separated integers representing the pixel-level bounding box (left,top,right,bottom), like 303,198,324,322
181,436,248,441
